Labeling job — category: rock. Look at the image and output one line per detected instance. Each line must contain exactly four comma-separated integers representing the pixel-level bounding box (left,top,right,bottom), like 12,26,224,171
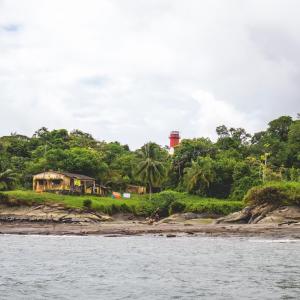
186,218,215,225
181,213,203,220
257,216,286,224
104,234,126,237
0,205,113,224
98,215,113,222
272,206,300,219
216,206,252,224
217,205,300,225
158,215,181,223
166,234,177,238
257,206,300,224
159,213,203,224
248,203,279,224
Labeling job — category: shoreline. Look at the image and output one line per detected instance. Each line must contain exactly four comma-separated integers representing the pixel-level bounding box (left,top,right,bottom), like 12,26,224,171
1,203,300,238
1,221,300,238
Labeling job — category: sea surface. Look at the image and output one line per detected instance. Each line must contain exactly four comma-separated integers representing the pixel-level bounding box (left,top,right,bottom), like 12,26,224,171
0,235,299,300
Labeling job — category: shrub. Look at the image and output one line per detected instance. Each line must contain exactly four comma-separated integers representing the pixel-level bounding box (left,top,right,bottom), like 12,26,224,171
0,193,9,204
0,193,33,206
169,201,186,215
149,191,181,217
120,203,130,213
0,182,7,191
244,181,300,206
111,204,120,215
83,199,92,209
230,176,262,200
184,200,243,215
2,190,244,217
245,186,287,206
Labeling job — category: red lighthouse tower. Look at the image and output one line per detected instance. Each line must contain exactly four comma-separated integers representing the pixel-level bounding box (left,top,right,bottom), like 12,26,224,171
169,131,180,150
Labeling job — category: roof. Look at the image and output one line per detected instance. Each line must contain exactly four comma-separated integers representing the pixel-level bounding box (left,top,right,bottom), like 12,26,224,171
59,172,95,181
95,184,110,189
127,184,146,188
34,171,95,181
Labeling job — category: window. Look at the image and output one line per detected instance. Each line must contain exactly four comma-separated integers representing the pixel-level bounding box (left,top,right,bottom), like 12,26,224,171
51,179,62,186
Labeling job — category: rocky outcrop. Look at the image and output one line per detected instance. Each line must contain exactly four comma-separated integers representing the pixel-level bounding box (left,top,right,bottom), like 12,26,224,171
158,213,204,224
158,213,216,225
257,206,300,224
0,205,113,223
216,204,300,225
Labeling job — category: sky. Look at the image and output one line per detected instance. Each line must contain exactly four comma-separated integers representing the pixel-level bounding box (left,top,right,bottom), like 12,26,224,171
0,0,299,149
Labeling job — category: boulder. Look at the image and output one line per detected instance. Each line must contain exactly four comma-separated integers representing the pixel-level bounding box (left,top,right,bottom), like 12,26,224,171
257,206,300,224
181,213,203,220
159,213,205,224
0,205,113,223
158,214,184,224
166,234,177,238
217,205,300,225
215,206,252,224
248,203,279,224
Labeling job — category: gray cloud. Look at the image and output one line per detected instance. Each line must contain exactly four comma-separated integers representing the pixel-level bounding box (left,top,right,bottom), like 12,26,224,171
0,0,299,149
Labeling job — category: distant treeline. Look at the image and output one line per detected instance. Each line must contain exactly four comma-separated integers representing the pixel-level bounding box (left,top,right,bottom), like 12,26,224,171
0,115,299,200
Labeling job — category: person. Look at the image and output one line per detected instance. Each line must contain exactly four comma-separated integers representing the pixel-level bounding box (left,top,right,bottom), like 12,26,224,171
148,208,160,224
153,208,160,222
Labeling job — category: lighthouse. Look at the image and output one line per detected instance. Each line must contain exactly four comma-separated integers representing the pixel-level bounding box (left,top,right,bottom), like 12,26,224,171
169,131,180,154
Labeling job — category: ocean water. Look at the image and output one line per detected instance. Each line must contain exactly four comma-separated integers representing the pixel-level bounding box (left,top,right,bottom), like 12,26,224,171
0,235,299,300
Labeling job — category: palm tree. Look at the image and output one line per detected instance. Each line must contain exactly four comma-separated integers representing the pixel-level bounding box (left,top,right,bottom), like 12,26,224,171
135,143,166,199
183,156,215,195
0,169,17,190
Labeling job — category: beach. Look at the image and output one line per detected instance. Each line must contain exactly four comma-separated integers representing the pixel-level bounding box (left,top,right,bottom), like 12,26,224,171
1,220,300,238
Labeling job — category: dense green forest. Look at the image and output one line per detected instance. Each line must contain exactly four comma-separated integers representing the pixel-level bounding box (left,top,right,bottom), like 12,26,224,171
0,115,299,200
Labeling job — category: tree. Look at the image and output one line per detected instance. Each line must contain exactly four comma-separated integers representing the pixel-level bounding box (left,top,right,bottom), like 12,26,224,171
33,128,69,149
135,142,167,199
209,156,236,198
250,116,295,167
216,126,251,152
268,116,293,141
0,114,298,196
216,125,229,138
64,147,108,180
6,134,31,158
99,142,130,165
0,169,17,190
230,158,261,200
183,156,215,195
171,138,215,186
251,131,266,145
288,120,300,167
33,127,49,140
69,130,97,148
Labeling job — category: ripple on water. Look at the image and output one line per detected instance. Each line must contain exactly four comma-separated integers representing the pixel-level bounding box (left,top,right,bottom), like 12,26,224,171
0,235,299,300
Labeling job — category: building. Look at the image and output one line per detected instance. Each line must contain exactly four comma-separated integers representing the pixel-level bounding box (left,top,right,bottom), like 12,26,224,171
126,184,146,194
169,131,180,154
32,171,108,195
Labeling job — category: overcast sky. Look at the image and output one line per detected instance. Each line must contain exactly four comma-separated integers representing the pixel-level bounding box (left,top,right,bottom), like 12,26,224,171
0,0,299,149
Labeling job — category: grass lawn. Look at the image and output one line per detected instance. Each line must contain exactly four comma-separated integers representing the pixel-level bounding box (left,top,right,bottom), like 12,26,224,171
2,190,244,217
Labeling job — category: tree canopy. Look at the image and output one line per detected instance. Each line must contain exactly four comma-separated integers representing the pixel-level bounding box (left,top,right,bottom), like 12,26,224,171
0,114,299,199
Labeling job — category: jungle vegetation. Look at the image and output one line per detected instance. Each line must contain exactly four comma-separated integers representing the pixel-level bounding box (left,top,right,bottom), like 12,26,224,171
0,115,299,201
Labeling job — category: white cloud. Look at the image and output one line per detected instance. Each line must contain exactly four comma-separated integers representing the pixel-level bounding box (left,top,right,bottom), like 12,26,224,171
191,90,260,140
0,0,299,149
